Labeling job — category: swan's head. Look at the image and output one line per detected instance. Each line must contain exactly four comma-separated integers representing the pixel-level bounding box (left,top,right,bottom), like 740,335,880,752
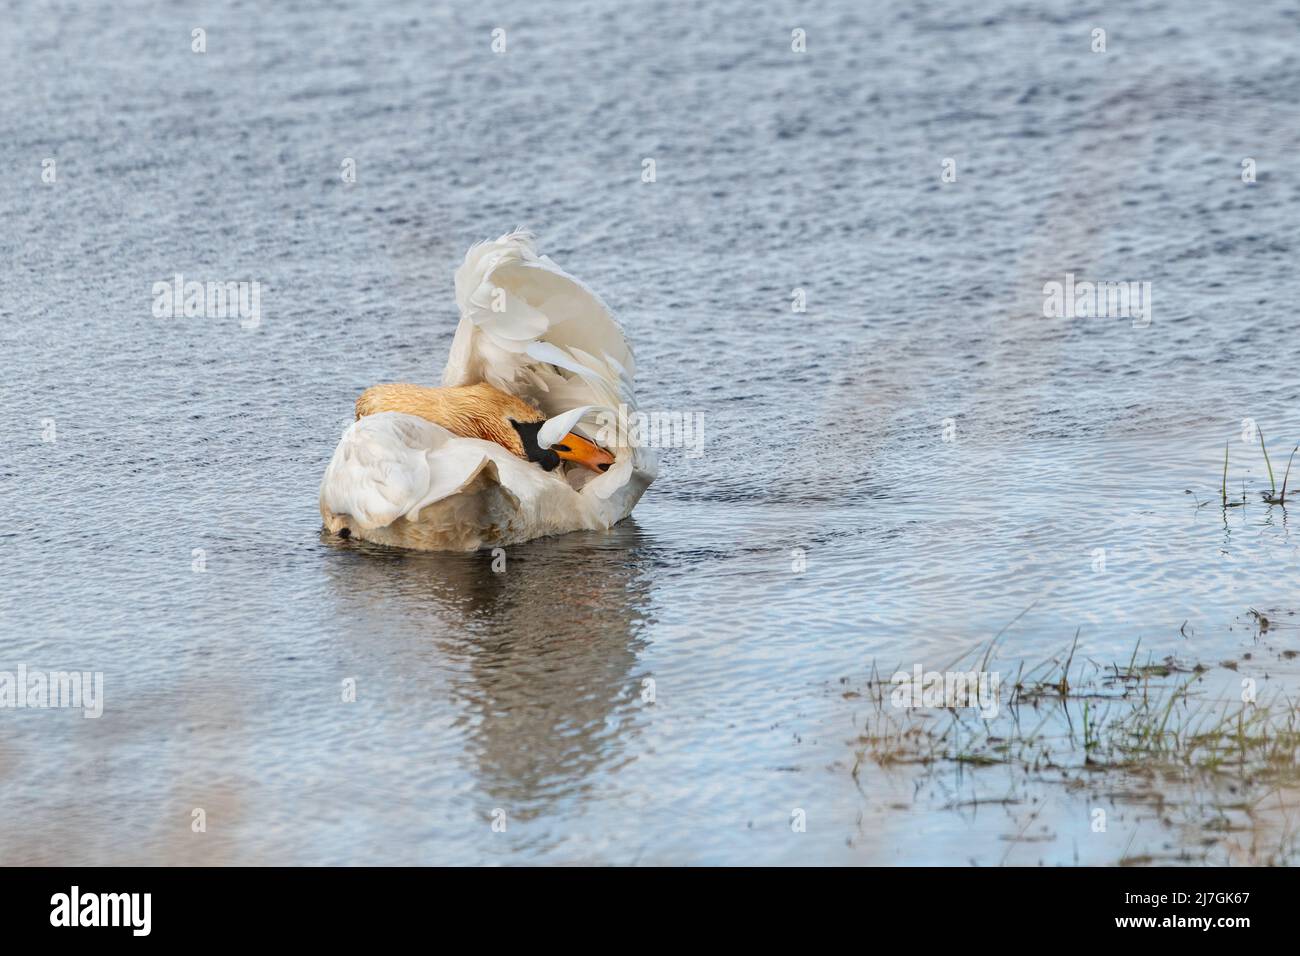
510,418,615,473
354,382,616,473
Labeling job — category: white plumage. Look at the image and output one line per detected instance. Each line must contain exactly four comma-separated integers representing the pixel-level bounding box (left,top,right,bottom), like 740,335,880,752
319,231,657,551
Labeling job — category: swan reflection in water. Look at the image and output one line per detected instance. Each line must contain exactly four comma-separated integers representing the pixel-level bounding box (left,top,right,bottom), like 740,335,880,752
320,519,657,822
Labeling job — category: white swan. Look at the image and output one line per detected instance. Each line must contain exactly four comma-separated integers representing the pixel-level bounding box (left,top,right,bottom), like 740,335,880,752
319,231,657,551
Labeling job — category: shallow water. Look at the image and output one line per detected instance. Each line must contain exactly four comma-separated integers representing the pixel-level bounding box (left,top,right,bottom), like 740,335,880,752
3,0,1300,864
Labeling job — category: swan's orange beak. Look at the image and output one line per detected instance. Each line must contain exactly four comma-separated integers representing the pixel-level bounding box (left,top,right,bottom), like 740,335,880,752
552,433,615,473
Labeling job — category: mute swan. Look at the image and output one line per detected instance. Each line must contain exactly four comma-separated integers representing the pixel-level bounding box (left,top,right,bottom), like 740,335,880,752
319,231,658,551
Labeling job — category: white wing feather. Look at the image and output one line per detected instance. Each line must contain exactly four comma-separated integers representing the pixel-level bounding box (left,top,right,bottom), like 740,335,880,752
536,404,595,450
319,413,499,529
443,231,640,427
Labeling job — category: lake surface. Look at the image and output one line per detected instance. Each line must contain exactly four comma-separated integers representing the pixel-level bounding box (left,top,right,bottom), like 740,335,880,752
3,0,1300,864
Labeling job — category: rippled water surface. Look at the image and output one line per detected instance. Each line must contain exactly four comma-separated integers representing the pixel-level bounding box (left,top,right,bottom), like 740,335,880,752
3,0,1300,864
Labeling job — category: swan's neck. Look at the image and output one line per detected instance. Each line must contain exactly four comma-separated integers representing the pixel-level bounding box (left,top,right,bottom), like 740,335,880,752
355,382,541,457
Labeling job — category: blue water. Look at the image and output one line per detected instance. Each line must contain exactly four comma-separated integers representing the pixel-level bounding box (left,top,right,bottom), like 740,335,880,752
2,0,1300,864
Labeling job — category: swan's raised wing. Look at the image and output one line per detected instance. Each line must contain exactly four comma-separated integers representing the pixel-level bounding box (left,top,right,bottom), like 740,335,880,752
442,231,638,430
